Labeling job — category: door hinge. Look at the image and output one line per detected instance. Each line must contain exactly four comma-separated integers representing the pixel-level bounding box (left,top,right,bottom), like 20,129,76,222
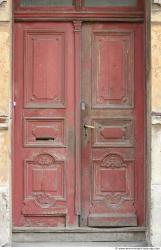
9,100,16,119
81,101,86,111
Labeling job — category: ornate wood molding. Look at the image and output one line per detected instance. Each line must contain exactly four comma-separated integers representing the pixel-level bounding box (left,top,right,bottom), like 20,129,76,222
73,20,82,32
73,19,82,215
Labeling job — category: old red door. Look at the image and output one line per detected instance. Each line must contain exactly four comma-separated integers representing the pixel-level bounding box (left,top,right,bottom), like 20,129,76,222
81,23,145,227
13,14,145,229
13,22,77,227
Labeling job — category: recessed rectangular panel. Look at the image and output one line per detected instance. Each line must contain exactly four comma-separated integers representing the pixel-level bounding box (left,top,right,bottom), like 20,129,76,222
24,153,66,216
100,169,126,192
93,153,133,201
21,0,73,6
32,169,58,192
24,30,66,108
92,31,134,109
23,154,66,214
92,118,134,147
85,0,136,7
24,118,65,147
30,166,64,198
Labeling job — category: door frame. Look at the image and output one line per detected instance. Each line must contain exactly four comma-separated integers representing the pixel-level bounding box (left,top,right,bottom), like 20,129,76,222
11,0,151,240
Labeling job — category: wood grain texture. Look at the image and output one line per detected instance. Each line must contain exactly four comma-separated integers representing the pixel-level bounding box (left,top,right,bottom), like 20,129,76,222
81,23,145,227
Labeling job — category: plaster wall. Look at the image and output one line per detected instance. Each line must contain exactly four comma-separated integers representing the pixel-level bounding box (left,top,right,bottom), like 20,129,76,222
0,0,12,246
151,5,161,247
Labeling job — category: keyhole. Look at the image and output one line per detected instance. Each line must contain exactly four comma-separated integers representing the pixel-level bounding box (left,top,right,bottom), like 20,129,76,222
85,128,88,137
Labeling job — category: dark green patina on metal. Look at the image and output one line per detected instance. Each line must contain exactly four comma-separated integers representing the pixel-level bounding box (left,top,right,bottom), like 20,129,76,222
21,0,73,7
85,0,136,7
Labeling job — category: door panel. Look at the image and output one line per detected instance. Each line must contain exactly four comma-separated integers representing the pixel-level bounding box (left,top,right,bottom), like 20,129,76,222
13,22,76,227
24,30,66,108
92,30,134,109
81,23,145,227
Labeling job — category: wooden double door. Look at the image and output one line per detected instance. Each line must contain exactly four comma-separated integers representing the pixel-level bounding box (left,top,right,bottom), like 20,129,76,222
13,22,145,228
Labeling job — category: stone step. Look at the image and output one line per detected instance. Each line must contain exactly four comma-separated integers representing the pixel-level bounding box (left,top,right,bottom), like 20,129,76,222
12,241,148,247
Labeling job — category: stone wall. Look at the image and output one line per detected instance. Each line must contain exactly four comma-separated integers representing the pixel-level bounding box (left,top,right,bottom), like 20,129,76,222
151,4,161,247
0,0,12,246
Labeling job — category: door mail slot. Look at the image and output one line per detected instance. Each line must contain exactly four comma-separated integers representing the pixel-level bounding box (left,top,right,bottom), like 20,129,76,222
24,117,65,147
36,136,55,141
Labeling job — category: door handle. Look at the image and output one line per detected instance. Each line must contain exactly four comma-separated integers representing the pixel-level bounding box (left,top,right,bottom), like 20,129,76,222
84,124,95,129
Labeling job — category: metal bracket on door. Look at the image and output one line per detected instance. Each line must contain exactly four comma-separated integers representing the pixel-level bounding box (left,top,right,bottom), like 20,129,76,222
81,101,86,111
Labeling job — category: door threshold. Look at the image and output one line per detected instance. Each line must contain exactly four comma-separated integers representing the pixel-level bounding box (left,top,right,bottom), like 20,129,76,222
12,227,146,243
13,226,146,233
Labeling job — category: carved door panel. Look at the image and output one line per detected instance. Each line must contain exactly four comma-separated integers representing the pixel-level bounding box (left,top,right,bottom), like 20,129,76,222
81,23,145,227
13,22,76,227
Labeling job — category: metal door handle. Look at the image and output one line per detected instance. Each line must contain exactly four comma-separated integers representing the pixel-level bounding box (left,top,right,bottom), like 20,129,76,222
84,124,95,129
